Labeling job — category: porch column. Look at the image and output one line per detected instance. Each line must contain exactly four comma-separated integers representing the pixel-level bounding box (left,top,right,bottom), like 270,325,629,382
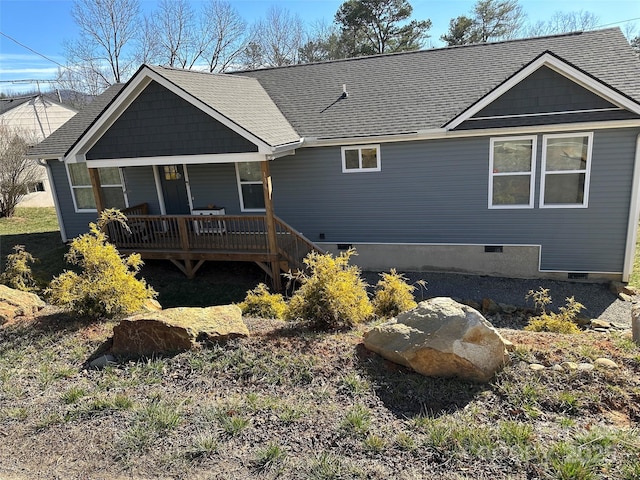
261,159,282,291
87,167,106,213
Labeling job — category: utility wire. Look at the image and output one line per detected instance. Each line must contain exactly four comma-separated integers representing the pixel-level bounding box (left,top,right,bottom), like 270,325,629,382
595,17,640,28
0,31,68,70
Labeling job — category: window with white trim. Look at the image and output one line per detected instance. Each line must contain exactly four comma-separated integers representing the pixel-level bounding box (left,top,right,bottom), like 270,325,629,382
540,133,592,208
67,163,126,212
236,162,264,211
489,136,536,208
341,145,381,172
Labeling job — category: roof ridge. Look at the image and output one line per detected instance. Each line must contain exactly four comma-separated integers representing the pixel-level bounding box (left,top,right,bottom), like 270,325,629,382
149,64,256,81
232,28,620,74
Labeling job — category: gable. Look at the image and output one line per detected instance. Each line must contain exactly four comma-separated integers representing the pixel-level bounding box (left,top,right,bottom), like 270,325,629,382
86,80,258,160
454,65,640,130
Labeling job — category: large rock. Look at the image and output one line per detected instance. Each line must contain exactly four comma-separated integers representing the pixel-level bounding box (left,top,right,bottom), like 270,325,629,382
0,285,45,324
363,297,510,382
112,305,248,357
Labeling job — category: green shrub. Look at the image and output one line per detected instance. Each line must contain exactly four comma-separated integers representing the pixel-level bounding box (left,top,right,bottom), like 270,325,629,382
372,269,417,318
285,249,373,329
47,209,156,319
0,244,38,291
238,283,287,319
525,287,583,334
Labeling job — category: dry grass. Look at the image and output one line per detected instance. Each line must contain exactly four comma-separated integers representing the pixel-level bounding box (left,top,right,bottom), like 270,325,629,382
0,309,639,480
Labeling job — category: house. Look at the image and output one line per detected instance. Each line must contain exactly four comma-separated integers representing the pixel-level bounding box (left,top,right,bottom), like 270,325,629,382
1,94,77,207
28,28,640,289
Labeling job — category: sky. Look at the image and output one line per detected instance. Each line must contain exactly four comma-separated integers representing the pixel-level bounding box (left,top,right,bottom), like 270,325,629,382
1,0,639,95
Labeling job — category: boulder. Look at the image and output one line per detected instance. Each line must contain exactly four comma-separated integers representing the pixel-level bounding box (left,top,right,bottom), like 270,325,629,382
363,297,509,383
0,285,45,324
112,305,248,357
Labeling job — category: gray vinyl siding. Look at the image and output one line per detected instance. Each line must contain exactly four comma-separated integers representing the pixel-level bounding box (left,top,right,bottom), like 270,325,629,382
271,128,640,273
87,81,258,160
186,163,242,213
455,66,639,130
122,166,161,214
48,159,97,238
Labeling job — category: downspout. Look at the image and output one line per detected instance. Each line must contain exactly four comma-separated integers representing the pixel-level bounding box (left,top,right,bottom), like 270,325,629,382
622,133,640,282
38,158,68,243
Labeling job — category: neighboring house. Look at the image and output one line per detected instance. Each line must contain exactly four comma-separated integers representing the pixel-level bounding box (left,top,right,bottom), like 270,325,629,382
1,94,77,207
28,28,640,287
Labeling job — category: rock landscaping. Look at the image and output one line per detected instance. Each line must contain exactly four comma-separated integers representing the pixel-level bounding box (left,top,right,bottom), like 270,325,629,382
0,284,45,324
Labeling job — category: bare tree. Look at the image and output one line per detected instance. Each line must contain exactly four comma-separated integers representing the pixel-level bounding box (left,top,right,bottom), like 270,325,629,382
201,0,248,72
0,126,41,218
244,6,305,68
526,11,600,37
149,0,207,69
65,0,141,88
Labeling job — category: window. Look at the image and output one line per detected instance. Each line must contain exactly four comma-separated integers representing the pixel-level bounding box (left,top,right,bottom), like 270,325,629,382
341,145,381,172
489,136,536,208
67,163,126,212
235,162,264,211
540,133,592,208
27,181,45,193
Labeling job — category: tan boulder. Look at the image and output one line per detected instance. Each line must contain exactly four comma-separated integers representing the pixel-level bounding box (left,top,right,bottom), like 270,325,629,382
0,285,45,324
363,297,509,383
112,305,248,357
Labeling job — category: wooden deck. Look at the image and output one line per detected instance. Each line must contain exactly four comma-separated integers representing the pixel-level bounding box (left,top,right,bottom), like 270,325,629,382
109,204,321,286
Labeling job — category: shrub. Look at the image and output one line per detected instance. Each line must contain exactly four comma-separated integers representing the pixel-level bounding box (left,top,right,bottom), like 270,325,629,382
0,244,38,291
524,287,583,334
238,283,287,319
47,209,156,319
372,269,417,318
285,249,373,329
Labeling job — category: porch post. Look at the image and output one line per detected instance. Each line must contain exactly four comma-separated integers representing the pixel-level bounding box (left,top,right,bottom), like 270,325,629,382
87,167,106,213
261,159,282,291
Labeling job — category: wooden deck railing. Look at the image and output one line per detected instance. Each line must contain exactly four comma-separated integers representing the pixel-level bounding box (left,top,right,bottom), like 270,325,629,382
107,205,324,282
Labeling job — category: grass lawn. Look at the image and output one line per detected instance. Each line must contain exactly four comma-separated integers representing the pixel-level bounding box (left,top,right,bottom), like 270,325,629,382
0,208,639,479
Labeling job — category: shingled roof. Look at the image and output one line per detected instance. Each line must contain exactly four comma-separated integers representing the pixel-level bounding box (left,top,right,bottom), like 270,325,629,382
28,28,640,159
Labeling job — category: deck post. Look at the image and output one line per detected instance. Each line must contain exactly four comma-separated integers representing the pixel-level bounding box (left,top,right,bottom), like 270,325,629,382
87,167,105,213
261,159,282,291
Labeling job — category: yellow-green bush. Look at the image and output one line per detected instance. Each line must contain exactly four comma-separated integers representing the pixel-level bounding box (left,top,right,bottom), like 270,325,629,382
373,269,417,318
0,244,37,292
524,287,583,334
47,209,156,319
238,283,287,319
285,249,373,329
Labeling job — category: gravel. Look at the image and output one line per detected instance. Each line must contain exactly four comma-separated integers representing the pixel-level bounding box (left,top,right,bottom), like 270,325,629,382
363,271,635,327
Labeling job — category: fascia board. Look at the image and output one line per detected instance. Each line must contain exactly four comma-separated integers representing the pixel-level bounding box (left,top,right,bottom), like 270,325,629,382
67,66,276,160
83,152,266,168
443,52,640,130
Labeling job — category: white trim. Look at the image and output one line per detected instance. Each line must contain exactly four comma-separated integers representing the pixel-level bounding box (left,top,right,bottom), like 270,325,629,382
622,133,640,282
182,164,194,212
152,166,167,215
488,135,537,209
341,144,381,173
468,107,624,122
65,66,296,160
302,119,640,148
235,162,265,212
444,53,640,130
70,152,266,167
539,132,593,208
44,160,67,243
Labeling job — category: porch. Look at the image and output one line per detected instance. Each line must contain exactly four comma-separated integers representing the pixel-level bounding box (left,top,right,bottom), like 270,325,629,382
109,203,321,290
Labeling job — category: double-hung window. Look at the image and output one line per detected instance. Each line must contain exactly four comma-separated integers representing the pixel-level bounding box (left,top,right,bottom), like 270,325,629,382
236,162,265,211
341,145,381,173
540,133,592,208
489,136,536,208
67,163,126,212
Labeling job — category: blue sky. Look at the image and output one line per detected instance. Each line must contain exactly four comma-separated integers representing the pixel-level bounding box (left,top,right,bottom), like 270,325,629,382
1,0,639,95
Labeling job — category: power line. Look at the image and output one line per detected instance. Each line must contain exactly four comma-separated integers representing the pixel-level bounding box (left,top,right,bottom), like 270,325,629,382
595,17,640,28
0,31,68,70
